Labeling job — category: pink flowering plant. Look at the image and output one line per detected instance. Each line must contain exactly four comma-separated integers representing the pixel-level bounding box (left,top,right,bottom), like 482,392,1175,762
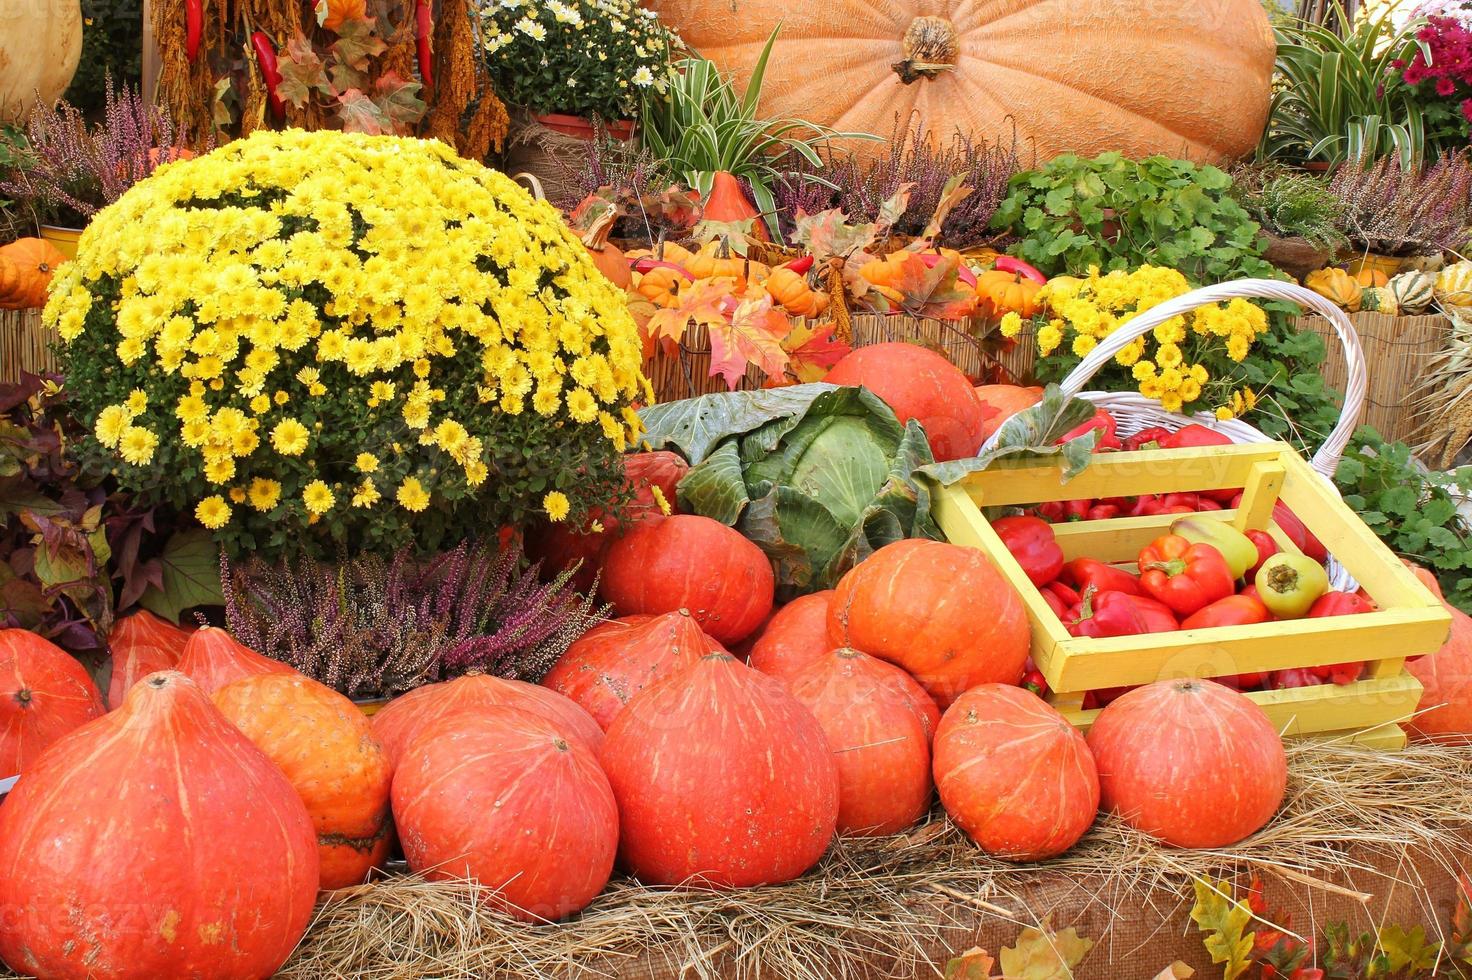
1392,10,1472,148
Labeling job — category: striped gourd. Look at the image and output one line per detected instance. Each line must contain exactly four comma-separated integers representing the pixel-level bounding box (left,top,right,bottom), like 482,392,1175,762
1360,286,1399,317
1388,270,1435,315
1436,261,1472,310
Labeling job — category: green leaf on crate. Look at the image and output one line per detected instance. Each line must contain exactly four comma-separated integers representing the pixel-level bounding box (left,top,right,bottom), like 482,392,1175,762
918,384,1098,485
1190,878,1255,980
997,918,1093,980
1376,924,1441,974
139,529,225,624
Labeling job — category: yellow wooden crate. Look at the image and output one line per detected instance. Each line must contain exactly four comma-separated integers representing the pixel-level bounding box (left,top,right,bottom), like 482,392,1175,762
931,442,1452,748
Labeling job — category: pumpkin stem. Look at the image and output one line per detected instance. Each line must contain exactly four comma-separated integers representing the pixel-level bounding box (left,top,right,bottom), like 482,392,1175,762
12,688,32,708
893,16,959,84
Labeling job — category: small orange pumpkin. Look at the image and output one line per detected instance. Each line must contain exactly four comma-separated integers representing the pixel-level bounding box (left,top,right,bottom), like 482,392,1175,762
685,241,752,281
975,269,1042,318
765,266,827,318
0,238,68,311
1353,266,1389,288
635,267,689,308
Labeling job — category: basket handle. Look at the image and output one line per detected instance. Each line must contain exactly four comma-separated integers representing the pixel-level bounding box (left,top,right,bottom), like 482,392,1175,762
1057,278,1366,479
512,171,546,201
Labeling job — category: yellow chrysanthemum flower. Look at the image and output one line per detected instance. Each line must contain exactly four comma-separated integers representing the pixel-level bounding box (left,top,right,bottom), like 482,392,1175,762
352,478,381,508
999,311,1024,339
543,490,571,522
118,426,158,465
355,452,379,473
195,495,231,529
397,476,431,512
270,418,309,456
302,480,334,515
125,389,148,414
95,405,131,448
247,477,281,512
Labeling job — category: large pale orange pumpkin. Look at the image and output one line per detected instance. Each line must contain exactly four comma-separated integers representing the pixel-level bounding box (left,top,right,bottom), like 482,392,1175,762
646,0,1274,166
392,706,618,921
601,653,839,887
933,684,1098,859
0,671,318,979
830,539,1030,707
542,609,725,729
1087,679,1286,848
789,648,933,836
747,590,836,682
0,629,105,776
371,673,603,767
176,626,296,694
213,673,394,889
0,1,82,125
974,384,1043,442
105,610,190,709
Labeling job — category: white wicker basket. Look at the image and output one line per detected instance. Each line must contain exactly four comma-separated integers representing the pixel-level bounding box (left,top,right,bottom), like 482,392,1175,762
984,278,1367,587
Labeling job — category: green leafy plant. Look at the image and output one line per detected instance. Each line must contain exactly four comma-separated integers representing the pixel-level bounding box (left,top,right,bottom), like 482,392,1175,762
1334,427,1472,613
638,383,939,599
1259,3,1429,168
1231,163,1349,255
639,28,878,238
480,0,672,121
990,152,1281,283
0,374,221,664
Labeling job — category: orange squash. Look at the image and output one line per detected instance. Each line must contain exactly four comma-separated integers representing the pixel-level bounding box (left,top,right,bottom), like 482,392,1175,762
747,591,836,682
764,266,828,317
975,269,1042,318
635,266,689,308
176,626,297,694
0,629,105,776
704,171,769,242
974,384,1044,442
1353,266,1389,288
647,1,1273,166
214,673,394,889
106,610,190,709
589,241,632,289
0,238,67,310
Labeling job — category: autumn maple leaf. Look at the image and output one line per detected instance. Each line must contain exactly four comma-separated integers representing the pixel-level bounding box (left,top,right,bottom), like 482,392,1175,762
708,293,789,389
782,320,850,383
645,278,732,354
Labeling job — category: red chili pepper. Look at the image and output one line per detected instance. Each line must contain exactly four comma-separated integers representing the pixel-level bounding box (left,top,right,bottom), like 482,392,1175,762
251,31,285,117
1066,588,1177,638
1036,501,1067,524
993,515,1064,587
1020,669,1048,697
186,0,203,62
1137,535,1236,617
1044,580,1081,608
1159,492,1201,511
1086,503,1120,520
1058,409,1122,451
1244,529,1279,580
1224,670,1269,690
415,0,435,91
1123,425,1172,452
993,256,1047,284
1130,494,1164,517
1180,594,1271,630
782,255,815,274
1061,557,1144,597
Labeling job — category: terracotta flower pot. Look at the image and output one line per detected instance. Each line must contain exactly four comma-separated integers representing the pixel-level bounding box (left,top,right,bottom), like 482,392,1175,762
535,113,634,141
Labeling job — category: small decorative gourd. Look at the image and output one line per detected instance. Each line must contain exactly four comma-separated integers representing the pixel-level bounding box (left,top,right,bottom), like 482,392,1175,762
1305,267,1363,313
0,238,68,311
1387,270,1435,315
1436,261,1472,309
764,267,829,318
975,269,1043,318
1359,286,1398,317
1353,266,1389,288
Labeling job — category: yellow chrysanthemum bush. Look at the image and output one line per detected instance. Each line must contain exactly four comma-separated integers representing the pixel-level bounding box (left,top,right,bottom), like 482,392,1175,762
48,129,649,559
1000,266,1269,419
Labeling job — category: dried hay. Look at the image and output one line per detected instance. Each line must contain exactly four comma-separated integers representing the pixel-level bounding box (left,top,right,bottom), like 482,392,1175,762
277,737,1472,980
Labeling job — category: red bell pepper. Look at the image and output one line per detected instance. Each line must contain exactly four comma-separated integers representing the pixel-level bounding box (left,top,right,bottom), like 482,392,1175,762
1223,670,1269,690
1060,557,1144,597
1059,409,1122,451
1062,499,1091,522
1083,686,1136,709
1123,425,1172,452
1180,594,1271,630
1130,495,1164,517
1239,583,1264,602
1086,503,1121,520
1157,424,1233,451
1305,592,1372,684
993,256,1047,285
1244,528,1279,580
1021,668,1048,697
993,515,1064,587
1137,535,1235,616
1040,586,1069,619
1229,495,1328,563
1066,588,1176,637
1044,581,1081,608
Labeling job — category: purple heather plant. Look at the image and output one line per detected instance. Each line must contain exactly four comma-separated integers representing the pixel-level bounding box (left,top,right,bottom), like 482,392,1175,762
0,79,194,227
1327,149,1472,256
222,539,606,699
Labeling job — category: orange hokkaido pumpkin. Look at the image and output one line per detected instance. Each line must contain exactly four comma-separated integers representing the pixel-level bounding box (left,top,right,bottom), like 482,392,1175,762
601,653,839,887
0,671,318,979
589,241,632,289
1087,679,1286,848
823,343,987,461
176,626,296,694
0,238,67,310
974,384,1044,442
933,684,1098,859
830,539,1030,707
105,610,190,709
975,269,1042,318
527,449,689,593
788,648,933,836
1406,598,1472,743
747,591,836,682
371,673,603,767
601,514,775,645
542,609,725,729
392,706,618,921
704,170,769,242
0,629,105,776
213,673,394,889
646,1,1274,166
